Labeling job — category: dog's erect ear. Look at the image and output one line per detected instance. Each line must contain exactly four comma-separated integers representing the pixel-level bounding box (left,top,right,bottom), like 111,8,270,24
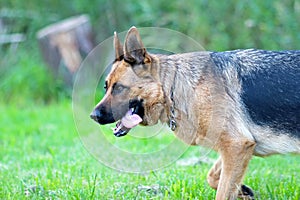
114,31,123,60
124,26,150,64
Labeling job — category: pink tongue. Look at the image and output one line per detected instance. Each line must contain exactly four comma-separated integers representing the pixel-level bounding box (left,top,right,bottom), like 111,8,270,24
121,110,142,128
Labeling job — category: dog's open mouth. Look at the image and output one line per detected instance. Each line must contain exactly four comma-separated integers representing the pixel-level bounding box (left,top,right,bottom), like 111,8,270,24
113,108,142,137
113,99,144,137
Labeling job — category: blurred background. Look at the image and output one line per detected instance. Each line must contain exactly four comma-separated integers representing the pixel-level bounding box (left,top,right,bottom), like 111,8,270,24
0,0,299,104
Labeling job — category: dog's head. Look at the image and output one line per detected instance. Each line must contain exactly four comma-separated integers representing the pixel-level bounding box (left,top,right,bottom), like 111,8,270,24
90,27,166,137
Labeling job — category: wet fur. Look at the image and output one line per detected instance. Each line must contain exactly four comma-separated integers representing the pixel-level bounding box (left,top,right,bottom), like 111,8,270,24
91,27,300,200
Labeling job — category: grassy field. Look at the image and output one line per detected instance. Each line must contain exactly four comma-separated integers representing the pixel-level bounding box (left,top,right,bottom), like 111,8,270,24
0,102,299,200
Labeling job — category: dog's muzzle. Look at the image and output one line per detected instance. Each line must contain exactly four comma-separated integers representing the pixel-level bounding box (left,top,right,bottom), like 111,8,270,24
90,99,145,137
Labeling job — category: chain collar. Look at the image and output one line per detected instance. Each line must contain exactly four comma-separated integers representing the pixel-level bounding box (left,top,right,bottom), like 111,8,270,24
168,67,177,131
169,107,177,131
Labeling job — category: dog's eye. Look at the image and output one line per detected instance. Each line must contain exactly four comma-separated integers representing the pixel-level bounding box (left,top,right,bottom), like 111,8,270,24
112,83,127,95
116,85,123,91
114,85,124,92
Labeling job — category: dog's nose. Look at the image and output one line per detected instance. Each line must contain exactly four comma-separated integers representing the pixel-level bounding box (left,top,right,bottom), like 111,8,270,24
90,109,100,121
89,106,115,125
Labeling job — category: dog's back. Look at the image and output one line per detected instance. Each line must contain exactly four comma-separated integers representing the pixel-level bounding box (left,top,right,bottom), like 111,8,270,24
211,49,300,138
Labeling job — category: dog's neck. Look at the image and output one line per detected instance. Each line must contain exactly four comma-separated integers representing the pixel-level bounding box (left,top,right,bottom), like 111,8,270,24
152,52,212,131
152,54,190,131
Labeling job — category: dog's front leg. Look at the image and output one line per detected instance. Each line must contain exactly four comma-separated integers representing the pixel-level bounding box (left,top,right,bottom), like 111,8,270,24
216,138,256,200
208,156,255,199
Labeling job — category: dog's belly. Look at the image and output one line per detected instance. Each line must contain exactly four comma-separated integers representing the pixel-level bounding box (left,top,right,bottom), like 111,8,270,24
240,63,300,137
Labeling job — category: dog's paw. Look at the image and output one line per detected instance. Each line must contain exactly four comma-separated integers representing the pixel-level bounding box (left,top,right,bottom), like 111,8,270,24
238,184,255,200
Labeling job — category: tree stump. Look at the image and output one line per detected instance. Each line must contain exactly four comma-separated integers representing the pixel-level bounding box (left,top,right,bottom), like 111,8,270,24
37,14,95,86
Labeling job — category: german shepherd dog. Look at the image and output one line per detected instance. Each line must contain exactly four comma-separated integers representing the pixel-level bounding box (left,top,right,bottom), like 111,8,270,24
90,27,300,199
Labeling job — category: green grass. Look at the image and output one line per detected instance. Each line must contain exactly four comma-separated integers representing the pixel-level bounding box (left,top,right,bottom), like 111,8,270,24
0,102,299,199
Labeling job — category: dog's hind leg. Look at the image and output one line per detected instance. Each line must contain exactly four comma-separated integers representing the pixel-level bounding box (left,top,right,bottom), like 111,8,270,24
207,157,222,190
207,156,255,199
213,138,256,200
